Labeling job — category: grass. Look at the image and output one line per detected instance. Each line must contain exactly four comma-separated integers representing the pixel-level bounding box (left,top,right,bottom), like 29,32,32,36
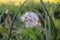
0,0,60,40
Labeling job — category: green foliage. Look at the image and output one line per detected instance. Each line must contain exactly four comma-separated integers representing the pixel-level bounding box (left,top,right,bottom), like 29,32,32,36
0,1,60,40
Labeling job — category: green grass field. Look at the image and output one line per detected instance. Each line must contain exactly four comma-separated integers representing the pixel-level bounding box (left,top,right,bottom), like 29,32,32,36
0,0,60,40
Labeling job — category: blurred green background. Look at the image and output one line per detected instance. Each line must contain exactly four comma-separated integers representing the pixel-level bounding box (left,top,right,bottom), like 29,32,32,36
0,0,60,40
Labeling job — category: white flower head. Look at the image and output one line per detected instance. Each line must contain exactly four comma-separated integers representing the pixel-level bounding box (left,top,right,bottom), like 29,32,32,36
5,9,9,14
21,12,39,27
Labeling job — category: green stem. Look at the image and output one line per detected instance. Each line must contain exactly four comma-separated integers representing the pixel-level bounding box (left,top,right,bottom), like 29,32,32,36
8,0,28,40
40,0,56,40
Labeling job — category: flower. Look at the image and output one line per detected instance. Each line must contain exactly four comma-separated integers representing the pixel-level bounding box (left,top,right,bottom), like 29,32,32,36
21,12,39,27
5,9,9,14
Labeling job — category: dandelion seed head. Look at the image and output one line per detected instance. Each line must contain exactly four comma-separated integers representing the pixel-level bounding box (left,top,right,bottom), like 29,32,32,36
21,12,39,27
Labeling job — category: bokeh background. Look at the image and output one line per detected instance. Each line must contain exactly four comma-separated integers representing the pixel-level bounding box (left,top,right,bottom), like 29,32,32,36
0,0,60,40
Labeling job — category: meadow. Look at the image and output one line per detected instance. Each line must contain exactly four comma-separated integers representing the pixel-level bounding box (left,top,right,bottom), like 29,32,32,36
0,0,60,40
